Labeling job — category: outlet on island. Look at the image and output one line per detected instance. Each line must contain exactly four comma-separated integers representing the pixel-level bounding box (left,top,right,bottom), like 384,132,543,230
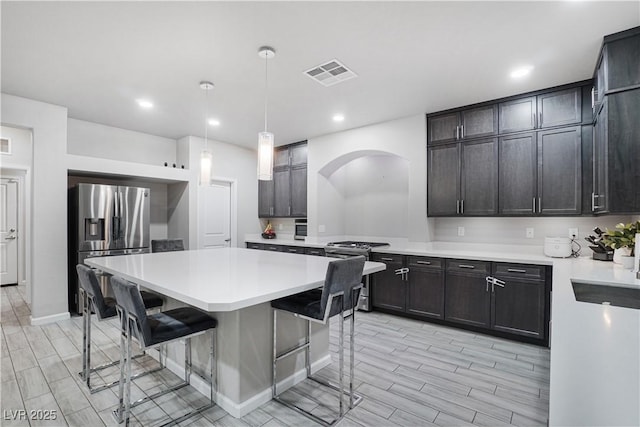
526,227,535,238
457,226,465,237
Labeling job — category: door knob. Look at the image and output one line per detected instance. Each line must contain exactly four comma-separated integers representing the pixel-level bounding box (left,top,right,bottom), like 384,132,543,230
6,236,16,240
224,238,231,242
9,228,15,232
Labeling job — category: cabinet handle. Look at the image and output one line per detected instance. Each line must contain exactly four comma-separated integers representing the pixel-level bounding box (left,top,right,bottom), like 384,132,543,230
456,200,460,214
288,249,298,252
381,257,395,262
532,198,536,213
456,126,460,140
507,268,527,273
288,206,291,216
416,260,431,265
539,112,542,126
458,264,475,269
591,87,595,110
460,199,464,214
538,197,541,213
591,192,596,211
532,113,536,128
460,125,464,139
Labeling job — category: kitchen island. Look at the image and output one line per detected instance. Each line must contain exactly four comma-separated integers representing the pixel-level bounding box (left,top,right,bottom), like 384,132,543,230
86,247,386,418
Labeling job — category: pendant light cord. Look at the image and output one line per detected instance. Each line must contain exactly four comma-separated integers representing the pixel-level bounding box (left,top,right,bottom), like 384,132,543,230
204,87,209,150
264,52,269,133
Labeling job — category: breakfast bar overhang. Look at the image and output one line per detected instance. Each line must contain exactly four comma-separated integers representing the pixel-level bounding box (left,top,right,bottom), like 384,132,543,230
86,247,386,418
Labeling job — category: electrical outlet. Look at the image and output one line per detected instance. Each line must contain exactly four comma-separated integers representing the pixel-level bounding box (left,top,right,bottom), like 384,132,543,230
569,228,578,238
278,223,283,230
318,224,326,233
526,227,534,238
457,226,465,237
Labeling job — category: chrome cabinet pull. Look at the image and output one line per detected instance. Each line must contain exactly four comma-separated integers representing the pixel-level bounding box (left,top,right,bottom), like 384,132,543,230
532,198,536,213
460,125,464,139
538,197,541,213
591,87,595,109
456,200,460,214
416,260,431,265
458,264,475,269
381,257,395,262
456,126,460,140
460,199,464,214
532,113,536,128
507,268,527,273
539,112,542,127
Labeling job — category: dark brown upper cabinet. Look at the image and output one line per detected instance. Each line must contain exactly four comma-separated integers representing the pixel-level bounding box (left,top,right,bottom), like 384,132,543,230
498,88,581,134
427,105,498,145
259,141,307,218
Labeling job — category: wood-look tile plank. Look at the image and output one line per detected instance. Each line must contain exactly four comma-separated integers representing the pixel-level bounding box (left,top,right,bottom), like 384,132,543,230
418,364,497,394
455,366,542,396
391,382,476,421
16,366,50,400
395,366,471,397
23,391,66,427
472,411,512,426
344,405,402,427
469,363,549,390
239,407,273,427
469,388,547,423
433,411,476,426
49,376,91,415
388,409,438,427
1,379,29,426
11,346,38,372
29,338,58,359
355,383,439,422
5,331,29,351
65,407,106,427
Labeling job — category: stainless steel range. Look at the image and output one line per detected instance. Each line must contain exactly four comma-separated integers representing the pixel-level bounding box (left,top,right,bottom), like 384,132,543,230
325,241,390,311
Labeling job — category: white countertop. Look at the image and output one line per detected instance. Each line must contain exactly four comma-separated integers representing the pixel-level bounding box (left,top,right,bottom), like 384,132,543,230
85,247,386,312
549,258,640,426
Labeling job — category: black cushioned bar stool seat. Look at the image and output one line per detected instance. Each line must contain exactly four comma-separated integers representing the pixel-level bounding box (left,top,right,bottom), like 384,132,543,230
111,275,217,426
271,256,366,426
76,264,164,394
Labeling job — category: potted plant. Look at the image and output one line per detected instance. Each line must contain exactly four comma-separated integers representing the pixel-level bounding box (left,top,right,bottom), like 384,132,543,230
601,221,640,267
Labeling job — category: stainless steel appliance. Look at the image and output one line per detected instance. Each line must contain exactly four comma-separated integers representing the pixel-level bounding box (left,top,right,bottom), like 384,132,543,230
324,241,389,312
68,183,150,313
294,219,307,240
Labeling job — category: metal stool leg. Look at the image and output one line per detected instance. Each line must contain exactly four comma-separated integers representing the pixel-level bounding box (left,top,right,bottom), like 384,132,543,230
272,308,277,397
338,304,345,417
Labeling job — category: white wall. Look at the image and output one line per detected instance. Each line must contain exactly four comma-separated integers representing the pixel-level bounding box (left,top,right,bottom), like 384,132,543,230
1,94,69,323
67,118,177,167
434,216,636,247
308,114,429,241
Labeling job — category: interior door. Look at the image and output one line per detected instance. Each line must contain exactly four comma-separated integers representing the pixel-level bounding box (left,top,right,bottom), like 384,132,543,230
198,181,231,249
1,178,18,285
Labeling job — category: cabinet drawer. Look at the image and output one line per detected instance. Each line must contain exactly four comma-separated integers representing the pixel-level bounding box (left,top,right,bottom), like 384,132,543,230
305,248,325,256
246,242,263,250
283,246,305,254
407,256,443,270
446,259,491,275
493,263,545,281
263,244,283,252
372,253,404,264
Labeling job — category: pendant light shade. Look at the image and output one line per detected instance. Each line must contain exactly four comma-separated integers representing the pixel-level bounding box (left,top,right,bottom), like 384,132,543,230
257,46,275,181
199,81,214,186
257,131,274,180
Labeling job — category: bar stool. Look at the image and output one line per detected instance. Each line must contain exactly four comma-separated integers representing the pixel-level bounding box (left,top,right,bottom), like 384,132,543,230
271,256,366,426
151,238,185,252
76,264,164,394
110,275,217,426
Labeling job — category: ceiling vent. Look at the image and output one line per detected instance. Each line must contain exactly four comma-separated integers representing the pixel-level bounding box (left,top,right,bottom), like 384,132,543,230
304,59,357,87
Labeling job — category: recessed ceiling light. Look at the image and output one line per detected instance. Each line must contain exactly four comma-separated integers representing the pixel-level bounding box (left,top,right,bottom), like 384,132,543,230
136,99,154,109
333,114,345,122
510,66,534,79
208,119,220,127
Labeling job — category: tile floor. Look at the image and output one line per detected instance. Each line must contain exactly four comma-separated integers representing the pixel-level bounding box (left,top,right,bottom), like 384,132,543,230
1,284,550,426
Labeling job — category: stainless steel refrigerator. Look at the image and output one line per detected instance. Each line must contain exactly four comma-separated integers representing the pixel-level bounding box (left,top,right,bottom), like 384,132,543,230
68,183,150,313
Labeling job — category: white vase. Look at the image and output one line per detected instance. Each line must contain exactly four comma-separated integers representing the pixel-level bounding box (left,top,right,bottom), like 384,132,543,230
613,247,632,264
621,255,635,269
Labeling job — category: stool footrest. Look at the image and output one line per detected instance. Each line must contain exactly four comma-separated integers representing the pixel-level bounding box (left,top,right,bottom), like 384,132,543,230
275,342,310,362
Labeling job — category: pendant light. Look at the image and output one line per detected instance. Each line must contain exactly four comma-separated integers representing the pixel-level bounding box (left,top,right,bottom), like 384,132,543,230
199,81,214,186
257,46,275,181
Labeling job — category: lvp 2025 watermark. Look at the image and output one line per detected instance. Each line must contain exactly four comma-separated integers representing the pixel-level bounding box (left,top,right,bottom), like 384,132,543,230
3,409,58,421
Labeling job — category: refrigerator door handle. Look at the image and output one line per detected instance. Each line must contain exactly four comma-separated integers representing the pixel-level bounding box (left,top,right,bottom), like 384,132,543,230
112,216,121,241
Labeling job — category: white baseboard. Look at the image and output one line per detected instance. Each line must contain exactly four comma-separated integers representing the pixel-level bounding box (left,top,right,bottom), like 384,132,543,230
163,351,332,418
30,311,70,325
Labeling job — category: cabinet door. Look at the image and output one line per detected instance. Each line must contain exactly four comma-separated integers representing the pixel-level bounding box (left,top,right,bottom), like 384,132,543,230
499,133,537,215
537,127,581,215
258,179,274,217
273,168,291,217
274,147,290,169
290,165,307,217
444,272,491,328
427,112,460,144
607,89,640,213
371,255,405,312
537,88,581,128
427,144,460,216
407,267,444,319
290,143,308,166
461,138,498,215
491,277,545,339
594,45,607,109
592,100,608,213
461,105,498,139
499,97,536,134
606,34,640,91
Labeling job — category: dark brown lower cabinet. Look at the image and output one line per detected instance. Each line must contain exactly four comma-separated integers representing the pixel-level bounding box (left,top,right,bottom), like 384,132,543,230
371,254,405,312
492,263,547,339
371,254,444,319
444,260,492,328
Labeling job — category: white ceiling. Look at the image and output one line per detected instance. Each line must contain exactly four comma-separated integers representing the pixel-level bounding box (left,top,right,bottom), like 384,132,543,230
2,1,639,149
